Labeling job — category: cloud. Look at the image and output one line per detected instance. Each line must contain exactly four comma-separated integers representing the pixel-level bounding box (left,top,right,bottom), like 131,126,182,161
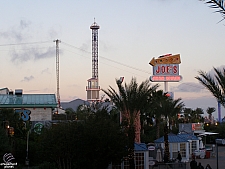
170,82,205,92
0,20,62,63
10,46,56,63
0,20,31,42
41,68,51,74
172,65,225,93
20,20,31,30
80,43,89,52
48,28,59,39
21,75,34,82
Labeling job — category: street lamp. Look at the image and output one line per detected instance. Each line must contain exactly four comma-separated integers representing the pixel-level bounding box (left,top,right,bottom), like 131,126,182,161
24,122,30,167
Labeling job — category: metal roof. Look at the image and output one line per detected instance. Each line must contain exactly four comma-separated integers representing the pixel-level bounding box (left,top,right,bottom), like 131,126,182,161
0,94,57,108
154,134,189,143
177,133,199,140
134,143,147,151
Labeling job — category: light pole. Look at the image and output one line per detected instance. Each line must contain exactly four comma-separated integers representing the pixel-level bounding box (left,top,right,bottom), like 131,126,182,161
24,122,30,168
26,130,29,165
215,139,225,169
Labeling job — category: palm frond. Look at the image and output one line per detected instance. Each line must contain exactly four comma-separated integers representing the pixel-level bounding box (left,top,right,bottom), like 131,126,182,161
195,67,225,107
201,0,225,19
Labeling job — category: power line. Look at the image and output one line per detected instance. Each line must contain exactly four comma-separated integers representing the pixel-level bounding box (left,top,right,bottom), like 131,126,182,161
61,42,151,74
62,48,148,78
0,40,208,91
0,41,52,47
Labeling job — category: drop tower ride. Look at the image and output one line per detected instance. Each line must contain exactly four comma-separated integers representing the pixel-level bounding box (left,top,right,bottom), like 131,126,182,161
86,20,100,102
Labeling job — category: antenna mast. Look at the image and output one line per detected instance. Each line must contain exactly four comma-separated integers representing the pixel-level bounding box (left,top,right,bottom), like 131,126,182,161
53,39,61,107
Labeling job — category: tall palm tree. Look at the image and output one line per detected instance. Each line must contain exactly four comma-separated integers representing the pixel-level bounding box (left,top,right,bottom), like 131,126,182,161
150,90,165,139
183,108,192,123
206,107,216,123
150,90,184,138
195,108,204,121
195,67,225,107
102,77,159,169
150,91,184,162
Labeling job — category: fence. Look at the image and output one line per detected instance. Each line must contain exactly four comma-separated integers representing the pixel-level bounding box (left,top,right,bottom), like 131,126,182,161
150,162,187,169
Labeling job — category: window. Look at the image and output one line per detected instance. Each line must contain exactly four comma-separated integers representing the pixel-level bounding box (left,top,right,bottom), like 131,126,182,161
192,141,197,153
135,152,144,169
172,143,178,158
180,143,186,157
124,158,129,169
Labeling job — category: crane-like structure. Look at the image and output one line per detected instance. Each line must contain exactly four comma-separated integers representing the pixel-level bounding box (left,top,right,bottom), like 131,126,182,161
53,39,61,108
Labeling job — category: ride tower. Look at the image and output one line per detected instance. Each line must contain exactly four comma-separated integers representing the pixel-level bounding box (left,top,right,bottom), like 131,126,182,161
86,20,100,102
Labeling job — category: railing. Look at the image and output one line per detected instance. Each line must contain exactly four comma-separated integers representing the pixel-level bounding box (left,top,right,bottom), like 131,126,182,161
150,162,187,169
86,86,100,90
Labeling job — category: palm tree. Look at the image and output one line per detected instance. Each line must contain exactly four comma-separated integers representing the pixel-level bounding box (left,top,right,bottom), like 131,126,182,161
150,90,184,138
150,90,165,139
195,108,204,121
195,67,225,107
102,77,159,169
183,108,192,123
150,91,184,162
206,107,216,123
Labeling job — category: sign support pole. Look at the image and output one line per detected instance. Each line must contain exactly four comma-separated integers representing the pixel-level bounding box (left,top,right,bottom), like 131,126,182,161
164,81,168,93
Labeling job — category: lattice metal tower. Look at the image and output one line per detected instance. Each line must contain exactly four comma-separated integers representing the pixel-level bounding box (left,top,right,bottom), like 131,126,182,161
86,20,100,102
54,39,61,107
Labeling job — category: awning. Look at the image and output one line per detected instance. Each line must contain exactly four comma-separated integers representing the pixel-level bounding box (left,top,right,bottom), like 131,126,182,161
198,132,219,136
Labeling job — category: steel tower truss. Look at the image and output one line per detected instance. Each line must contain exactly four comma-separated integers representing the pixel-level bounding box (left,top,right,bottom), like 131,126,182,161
90,22,100,79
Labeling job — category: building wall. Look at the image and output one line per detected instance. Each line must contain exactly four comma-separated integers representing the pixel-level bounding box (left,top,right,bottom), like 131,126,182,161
27,108,52,121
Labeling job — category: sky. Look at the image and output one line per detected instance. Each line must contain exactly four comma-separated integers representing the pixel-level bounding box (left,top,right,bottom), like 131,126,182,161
0,0,225,119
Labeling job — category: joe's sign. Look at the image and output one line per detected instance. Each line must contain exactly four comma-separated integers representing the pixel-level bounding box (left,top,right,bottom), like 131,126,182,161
149,54,182,82
153,64,179,76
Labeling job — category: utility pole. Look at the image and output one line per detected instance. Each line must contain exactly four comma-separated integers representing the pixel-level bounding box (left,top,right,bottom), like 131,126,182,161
53,39,61,109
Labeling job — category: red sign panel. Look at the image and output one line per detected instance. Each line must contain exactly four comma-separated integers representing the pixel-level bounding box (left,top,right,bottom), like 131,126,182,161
150,75,182,82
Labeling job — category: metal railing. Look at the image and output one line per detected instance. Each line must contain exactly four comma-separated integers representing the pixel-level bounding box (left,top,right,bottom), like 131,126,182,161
150,162,187,169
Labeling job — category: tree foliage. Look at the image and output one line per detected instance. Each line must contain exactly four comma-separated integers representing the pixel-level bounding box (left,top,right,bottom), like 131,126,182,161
102,77,159,169
40,108,128,169
195,67,225,107
200,0,225,21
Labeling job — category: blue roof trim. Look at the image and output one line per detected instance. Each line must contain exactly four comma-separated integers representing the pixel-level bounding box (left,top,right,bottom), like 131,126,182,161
134,143,147,151
154,134,189,143
177,133,199,140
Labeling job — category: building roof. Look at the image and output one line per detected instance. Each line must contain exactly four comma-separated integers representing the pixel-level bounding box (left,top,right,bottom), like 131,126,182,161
134,143,147,151
177,133,199,140
0,88,9,91
0,94,57,108
154,133,189,143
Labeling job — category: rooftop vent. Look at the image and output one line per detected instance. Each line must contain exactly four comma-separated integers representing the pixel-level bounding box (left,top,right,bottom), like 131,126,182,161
15,89,23,96
9,90,13,95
